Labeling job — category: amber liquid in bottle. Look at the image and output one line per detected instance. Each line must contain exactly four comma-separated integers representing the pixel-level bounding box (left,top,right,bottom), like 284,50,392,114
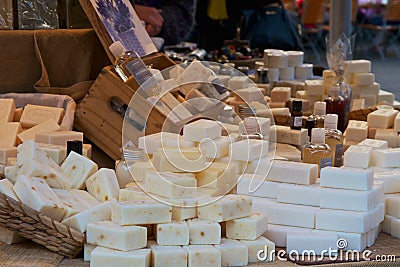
303,128,332,177
324,86,346,132
324,114,343,167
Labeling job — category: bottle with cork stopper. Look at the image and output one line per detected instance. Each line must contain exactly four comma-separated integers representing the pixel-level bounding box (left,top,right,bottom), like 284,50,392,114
290,100,303,130
324,85,346,132
305,101,326,142
303,128,332,176
324,114,343,167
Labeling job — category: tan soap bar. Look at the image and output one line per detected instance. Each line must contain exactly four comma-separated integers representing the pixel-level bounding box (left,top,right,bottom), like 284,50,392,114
375,129,398,148
86,168,120,202
367,109,399,129
0,122,21,146
61,151,98,189
17,119,60,143
35,131,83,146
112,200,172,225
87,220,147,251
13,108,23,122
345,120,368,142
188,218,221,245
270,87,291,102
0,99,15,122
196,162,236,189
183,245,221,267
270,125,308,146
38,143,67,165
20,104,64,128
0,146,17,165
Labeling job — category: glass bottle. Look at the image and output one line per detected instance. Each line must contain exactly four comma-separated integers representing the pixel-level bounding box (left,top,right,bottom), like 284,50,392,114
115,146,144,188
324,85,346,132
308,101,326,128
109,41,136,82
237,117,264,141
303,128,332,177
324,114,343,167
290,100,303,130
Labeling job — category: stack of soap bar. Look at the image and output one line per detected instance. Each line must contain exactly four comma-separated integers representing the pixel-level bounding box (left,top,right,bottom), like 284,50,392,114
268,203,317,228
287,232,338,255
144,171,197,198
214,239,248,267
90,247,150,267
230,139,269,161
371,148,400,168
20,104,64,128
270,125,308,146
267,160,318,185
156,220,189,245
61,151,98,189
226,213,268,240
18,119,60,143
62,202,111,232
263,224,312,247
345,120,368,142
0,99,16,122
343,145,372,168
374,129,398,148
320,167,374,190
0,122,21,146
183,245,221,267
35,131,83,146
277,183,320,206
86,168,120,202
270,87,291,102
183,119,221,142
367,109,398,128
237,174,280,199
188,219,221,245
149,242,187,267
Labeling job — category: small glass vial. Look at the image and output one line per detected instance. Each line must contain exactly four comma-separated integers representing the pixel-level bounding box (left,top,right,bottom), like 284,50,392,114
324,85,346,132
303,128,332,176
324,114,343,167
290,100,303,130
237,117,264,141
109,41,136,82
307,101,326,128
115,146,144,188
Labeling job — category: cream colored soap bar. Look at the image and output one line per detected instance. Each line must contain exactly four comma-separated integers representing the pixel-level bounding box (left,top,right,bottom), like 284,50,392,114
270,125,308,145
119,186,152,202
61,151,98,189
20,104,64,128
200,136,232,159
375,129,398,148
345,59,371,73
230,139,269,161
87,221,147,251
226,213,268,240
112,200,172,225
18,119,60,143
264,224,312,248
188,218,221,245
156,220,189,245
144,171,197,199
169,197,198,221
345,120,368,142
53,189,100,219
38,143,67,165
13,176,66,221
228,76,249,90
196,162,235,189
91,246,150,267
240,236,275,263
138,132,177,154
128,160,153,182
0,146,17,165
153,146,206,172
0,179,19,200
0,122,21,146
268,203,317,228
343,145,372,169
277,183,321,206
86,168,120,202
357,139,388,150
150,243,187,267
197,194,253,222
183,119,221,142
62,201,111,233
35,131,83,146
367,109,398,129
371,148,400,168
214,238,248,267
0,99,15,122
84,243,97,261
183,245,221,267
267,160,318,185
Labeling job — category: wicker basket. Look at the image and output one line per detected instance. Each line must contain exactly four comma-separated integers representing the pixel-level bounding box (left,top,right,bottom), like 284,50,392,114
0,192,85,258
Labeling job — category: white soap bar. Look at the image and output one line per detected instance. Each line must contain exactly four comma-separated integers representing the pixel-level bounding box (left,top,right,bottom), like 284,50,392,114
4,166,17,184
263,224,312,247
320,166,374,191
230,139,269,161
271,125,308,146
320,187,375,212
287,232,338,255
188,218,221,245
371,148,400,168
251,197,278,217
85,168,120,202
112,200,172,225
367,227,379,247
84,243,96,261
385,194,400,218
279,67,294,80
244,156,274,176
0,122,21,146
0,226,26,245
169,197,198,221
128,160,153,182
0,146,16,165
267,160,318,185
183,245,221,267
345,59,371,73
119,186,152,202
214,238,248,267
0,178,19,201
316,209,370,233
313,230,366,252
91,246,150,267
20,104,64,128
375,170,400,193
268,203,317,228
156,220,189,245
138,132,177,154
287,51,304,67
144,171,197,199
228,76,249,91
62,201,111,233
367,109,398,129
295,64,313,79
183,119,221,142
0,99,15,122
357,139,388,150
351,73,375,86
391,217,400,238
343,145,372,169
345,120,368,142
378,90,395,104
197,195,253,222
38,143,67,165
394,112,400,132
150,244,187,267
53,189,100,219
375,129,398,148
87,220,146,251
199,136,232,159
61,151,98,189
382,215,394,234
277,183,320,206
267,68,280,82
240,236,275,263
226,213,268,240
235,87,264,102
305,80,324,96
237,174,279,199
270,87,291,102
370,202,385,228
195,162,235,189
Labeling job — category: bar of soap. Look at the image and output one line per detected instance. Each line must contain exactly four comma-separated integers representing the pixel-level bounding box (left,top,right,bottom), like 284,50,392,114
235,87,264,102
128,160,153,182
244,156,274,176
35,131,83,146
112,200,172,225
144,171,197,199
277,183,320,206
391,217,400,238
263,224,312,247
239,236,275,263
378,90,395,104
228,76,249,91
86,168,120,202
226,213,268,240
314,229,367,252
351,72,375,86
83,243,97,262
230,139,269,161
61,151,98,189
375,129,398,148
62,201,111,233
164,134,195,148
18,119,60,143
382,214,394,234
156,220,189,245
287,51,304,67
385,194,400,218
4,166,17,184
0,122,21,146
267,160,318,185
138,132,177,154
13,107,23,122
374,170,400,193
183,119,221,142
287,232,338,255
367,109,398,129
13,176,66,221
0,146,17,165
0,99,15,122
214,238,248,267
20,104,64,128
267,53,288,68
87,220,146,251
195,162,236,189
119,186,152,202
169,197,198,221
91,246,150,267
0,179,19,200
345,120,368,142
153,146,206,173
199,136,232,159
394,112,400,132
237,174,279,199
188,218,221,245
268,203,317,228
295,63,313,79
197,194,253,222
38,143,67,165
150,243,187,267
279,67,294,80
320,187,375,212
320,166,374,190
345,59,371,73
183,245,221,267
343,145,372,169
270,125,308,146
316,209,370,233
305,80,324,96
53,189,100,219
0,226,26,245
357,139,388,150
371,148,400,168
270,87,291,102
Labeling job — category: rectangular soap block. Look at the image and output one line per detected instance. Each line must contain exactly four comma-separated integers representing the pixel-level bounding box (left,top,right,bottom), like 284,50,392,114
263,224,312,248
382,215,394,234
61,151,98,189
150,244,187,267
183,119,221,142
277,183,320,206
0,226,26,245
0,146,17,165
18,119,60,143
196,162,236,189
316,209,370,233
351,72,375,86
391,217,400,238
375,129,398,148
199,136,232,159
370,202,385,228
87,220,147,251
35,131,83,146
237,174,279,199
371,148,400,168
152,147,206,173
214,238,248,267
84,243,96,261
156,220,189,245
345,120,368,142
226,213,268,240
0,99,15,122
188,218,221,245
119,186,152,202
345,60,371,73
53,189,99,219
268,203,317,228
267,160,318,185
357,139,388,150
367,109,398,129
378,90,395,104
169,197,198,221
112,200,172,225
313,230,367,252
270,125,308,146
375,170,400,193
320,167,374,191
197,194,253,222
343,145,372,169
385,194,400,218
305,80,324,96
128,160,153,182
244,156,274,176
91,246,150,267
251,197,278,218
164,135,195,148
86,168,120,202
183,245,221,267
320,187,375,212
138,132,177,154
229,139,269,161
228,76,249,90
287,232,338,255
0,179,19,200
38,143,67,165
0,122,21,146
235,87,264,102
240,236,275,263
20,104,64,128
270,87,291,102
